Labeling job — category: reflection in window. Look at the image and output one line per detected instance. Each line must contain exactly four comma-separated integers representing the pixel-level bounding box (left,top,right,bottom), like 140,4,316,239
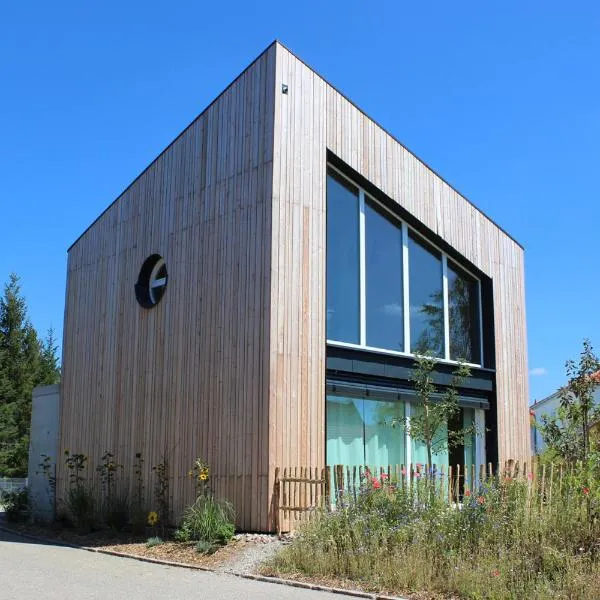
326,396,364,467
365,200,403,351
408,233,444,357
325,167,484,366
326,172,360,343
326,394,405,467
448,261,481,363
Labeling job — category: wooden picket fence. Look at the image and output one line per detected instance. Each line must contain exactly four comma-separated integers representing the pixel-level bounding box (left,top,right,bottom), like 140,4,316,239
274,460,581,533
274,467,330,534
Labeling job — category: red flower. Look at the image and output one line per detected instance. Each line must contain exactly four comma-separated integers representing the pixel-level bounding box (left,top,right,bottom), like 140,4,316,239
372,479,381,489
380,473,389,480
464,490,471,497
583,487,590,495
527,472,534,481
491,569,500,577
477,496,485,505
401,468,407,476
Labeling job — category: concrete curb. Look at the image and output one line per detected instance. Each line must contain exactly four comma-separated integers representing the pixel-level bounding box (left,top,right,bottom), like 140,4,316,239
0,523,406,600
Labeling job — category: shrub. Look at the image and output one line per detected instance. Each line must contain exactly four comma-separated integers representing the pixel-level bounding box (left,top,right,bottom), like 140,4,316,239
104,492,130,531
146,536,163,547
195,539,218,555
1,487,29,522
175,494,235,546
65,482,95,531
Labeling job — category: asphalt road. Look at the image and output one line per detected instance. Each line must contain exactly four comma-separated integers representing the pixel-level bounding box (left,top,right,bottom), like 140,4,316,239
0,528,347,600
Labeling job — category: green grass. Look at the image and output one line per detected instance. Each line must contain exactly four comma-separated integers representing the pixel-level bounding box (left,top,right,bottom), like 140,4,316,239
265,466,600,599
145,536,163,547
174,493,235,546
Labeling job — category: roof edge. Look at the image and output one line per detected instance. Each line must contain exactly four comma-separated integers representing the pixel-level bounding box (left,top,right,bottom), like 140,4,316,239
69,38,524,252
273,40,524,250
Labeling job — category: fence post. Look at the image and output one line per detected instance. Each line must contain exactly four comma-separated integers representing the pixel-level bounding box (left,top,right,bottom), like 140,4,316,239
324,466,331,511
335,464,345,503
274,467,281,536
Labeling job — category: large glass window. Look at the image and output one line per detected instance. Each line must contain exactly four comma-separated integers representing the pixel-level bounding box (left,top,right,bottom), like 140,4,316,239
326,168,483,366
365,200,403,351
448,261,481,363
326,394,405,467
326,388,484,471
411,406,449,471
326,396,364,467
326,172,360,343
408,233,444,357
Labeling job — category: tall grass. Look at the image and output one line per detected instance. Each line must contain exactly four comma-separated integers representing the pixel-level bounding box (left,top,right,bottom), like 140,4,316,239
266,464,600,599
174,494,235,550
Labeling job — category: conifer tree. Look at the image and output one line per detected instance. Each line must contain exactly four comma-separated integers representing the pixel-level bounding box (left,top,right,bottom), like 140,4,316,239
0,274,60,476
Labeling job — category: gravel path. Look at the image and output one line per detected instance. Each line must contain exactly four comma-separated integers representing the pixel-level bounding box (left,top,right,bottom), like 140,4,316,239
218,533,287,574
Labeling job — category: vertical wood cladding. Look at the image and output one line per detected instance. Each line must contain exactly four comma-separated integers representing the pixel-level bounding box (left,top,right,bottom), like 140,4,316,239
61,41,529,533
268,43,529,506
60,46,276,532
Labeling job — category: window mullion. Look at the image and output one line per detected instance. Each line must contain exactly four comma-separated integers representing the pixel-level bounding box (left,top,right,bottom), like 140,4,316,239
402,222,410,354
442,254,450,361
359,190,366,346
478,282,484,367
405,401,412,467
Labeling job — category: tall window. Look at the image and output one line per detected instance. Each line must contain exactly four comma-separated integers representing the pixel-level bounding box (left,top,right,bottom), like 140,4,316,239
365,200,404,351
326,172,360,343
326,167,483,366
408,233,444,357
448,261,481,363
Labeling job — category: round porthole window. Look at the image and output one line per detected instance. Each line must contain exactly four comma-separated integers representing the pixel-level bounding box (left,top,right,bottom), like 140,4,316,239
135,254,168,308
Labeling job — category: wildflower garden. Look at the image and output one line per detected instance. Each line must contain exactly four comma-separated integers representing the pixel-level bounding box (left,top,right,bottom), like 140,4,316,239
266,458,600,599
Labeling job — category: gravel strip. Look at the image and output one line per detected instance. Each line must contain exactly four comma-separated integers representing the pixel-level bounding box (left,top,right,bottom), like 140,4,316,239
218,533,287,575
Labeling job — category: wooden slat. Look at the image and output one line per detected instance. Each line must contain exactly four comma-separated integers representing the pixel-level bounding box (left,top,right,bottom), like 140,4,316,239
59,45,277,532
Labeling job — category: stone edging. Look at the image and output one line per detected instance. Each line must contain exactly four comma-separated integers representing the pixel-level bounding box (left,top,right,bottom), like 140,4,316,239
0,523,405,600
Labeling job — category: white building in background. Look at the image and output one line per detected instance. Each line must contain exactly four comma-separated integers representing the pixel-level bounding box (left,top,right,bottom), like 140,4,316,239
531,380,600,454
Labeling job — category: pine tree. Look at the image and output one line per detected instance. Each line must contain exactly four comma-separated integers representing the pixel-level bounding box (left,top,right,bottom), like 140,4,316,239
0,274,60,477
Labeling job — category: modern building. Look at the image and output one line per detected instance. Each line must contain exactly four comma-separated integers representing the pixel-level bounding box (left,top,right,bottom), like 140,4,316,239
58,41,530,531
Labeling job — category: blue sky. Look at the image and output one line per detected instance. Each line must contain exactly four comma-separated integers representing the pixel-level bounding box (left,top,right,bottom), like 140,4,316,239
1,2,598,402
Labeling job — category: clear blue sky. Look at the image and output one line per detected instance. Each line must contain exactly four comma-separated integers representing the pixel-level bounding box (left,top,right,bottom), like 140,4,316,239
1,2,598,403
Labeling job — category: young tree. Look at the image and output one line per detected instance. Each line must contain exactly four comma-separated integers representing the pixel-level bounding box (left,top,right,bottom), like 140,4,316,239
538,339,600,463
0,274,60,477
403,353,475,469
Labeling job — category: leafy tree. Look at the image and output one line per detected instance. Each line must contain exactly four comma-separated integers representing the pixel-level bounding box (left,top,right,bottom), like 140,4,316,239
400,353,475,469
0,274,60,477
538,339,600,463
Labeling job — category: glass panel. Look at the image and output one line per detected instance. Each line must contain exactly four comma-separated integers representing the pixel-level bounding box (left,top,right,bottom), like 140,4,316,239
448,261,481,363
326,171,360,343
463,408,476,466
364,399,405,466
326,395,364,467
410,404,449,472
408,233,444,357
365,200,403,351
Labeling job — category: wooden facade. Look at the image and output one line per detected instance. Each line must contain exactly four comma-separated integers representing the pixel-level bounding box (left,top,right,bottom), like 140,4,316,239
59,41,529,532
